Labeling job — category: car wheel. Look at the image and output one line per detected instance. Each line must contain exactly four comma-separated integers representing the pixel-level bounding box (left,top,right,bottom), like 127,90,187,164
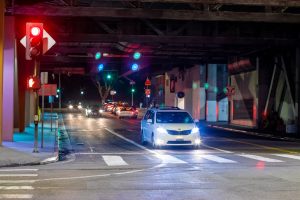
141,130,146,145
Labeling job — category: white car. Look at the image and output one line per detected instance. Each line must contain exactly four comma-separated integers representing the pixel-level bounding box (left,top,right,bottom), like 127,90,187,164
141,107,201,148
116,107,138,119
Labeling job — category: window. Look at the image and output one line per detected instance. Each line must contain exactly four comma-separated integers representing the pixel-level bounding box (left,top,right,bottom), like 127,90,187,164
156,112,194,123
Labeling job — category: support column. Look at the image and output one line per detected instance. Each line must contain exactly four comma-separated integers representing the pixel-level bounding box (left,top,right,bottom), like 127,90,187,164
206,64,217,122
296,48,300,134
2,16,15,141
0,1,4,145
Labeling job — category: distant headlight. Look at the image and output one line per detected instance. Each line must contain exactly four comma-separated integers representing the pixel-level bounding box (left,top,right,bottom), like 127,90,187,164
68,105,73,109
99,109,103,113
78,105,82,109
191,127,199,134
87,109,92,113
156,127,168,134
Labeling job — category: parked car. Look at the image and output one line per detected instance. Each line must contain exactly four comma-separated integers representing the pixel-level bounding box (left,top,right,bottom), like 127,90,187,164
116,107,138,119
85,105,103,117
140,107,201,149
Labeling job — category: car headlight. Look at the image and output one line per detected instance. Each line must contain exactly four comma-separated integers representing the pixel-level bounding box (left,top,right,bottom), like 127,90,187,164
191,127,199,134
156,127,168,134
68,105,73,109
195,138,201,145
99,109,103,113
87,109,92,113
78,105,82,109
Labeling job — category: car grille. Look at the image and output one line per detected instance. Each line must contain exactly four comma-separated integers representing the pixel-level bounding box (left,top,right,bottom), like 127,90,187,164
167,141,192,144
167,130,192,135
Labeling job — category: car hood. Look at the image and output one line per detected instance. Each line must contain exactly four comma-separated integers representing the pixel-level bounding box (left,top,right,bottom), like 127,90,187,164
158,123,196,131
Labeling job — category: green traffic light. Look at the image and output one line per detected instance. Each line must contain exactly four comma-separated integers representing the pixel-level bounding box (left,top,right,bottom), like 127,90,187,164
107,74,112,79
57,89,60,93
133,52,141,60
131,88,135,93
95,52,101,60
204,83,209,90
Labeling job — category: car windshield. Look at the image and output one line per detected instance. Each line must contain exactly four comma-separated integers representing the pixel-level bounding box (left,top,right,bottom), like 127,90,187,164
156,112,194,123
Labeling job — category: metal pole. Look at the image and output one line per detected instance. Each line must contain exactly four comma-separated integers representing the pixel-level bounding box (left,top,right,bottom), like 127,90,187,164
33,59,40,153
50,101,53,132
58,72,61,112
41,84,44,148
131,86,133,106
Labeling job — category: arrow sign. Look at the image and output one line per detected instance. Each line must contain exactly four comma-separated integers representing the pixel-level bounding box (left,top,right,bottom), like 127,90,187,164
20,29,56,53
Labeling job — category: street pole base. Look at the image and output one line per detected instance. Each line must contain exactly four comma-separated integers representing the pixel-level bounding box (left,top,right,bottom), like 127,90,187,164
33,149,39,153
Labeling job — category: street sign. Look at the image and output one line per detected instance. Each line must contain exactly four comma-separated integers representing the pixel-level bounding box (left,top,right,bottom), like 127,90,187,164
145,78,151,86
38,84,57,96
20,29,56,53
40,72,48,84
145,89,151,96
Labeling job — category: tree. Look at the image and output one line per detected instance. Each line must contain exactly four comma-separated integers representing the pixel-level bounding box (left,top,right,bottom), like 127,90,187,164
91,73,112,104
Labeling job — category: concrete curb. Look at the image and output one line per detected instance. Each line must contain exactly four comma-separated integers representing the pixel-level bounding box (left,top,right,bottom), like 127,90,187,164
207,124,300,143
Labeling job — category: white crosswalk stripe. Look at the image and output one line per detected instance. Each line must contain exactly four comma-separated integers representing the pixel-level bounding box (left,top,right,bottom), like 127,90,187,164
0,194,33,199
0,169,38,199
273,154,300,160
238,154,284,162
102,156,128,166
199,155,237,163
155,154,187,164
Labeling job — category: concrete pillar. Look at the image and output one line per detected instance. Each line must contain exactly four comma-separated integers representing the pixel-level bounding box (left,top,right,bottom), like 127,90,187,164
0,1,4,145
2,16,15,141
296,48,300,133
207,64,217,122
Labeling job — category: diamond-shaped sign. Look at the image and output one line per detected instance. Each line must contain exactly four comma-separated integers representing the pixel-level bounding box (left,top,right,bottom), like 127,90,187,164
20,29,56,53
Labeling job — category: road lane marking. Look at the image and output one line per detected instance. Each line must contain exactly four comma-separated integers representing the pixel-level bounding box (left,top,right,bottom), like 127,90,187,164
0,169,38,172
273,154,300,160
238,154,284,163
200,144,233,154
199,155,237,163
0,194,33,199
0,186,34,190
102,156,128,166
75,152,145,155
155,155,187,164
105,128,157,154
0,180,36,184
0,174,38,177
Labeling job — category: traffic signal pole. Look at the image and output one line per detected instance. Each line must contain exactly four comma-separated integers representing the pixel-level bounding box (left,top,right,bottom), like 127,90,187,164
33,59,40,153
0,0,4,145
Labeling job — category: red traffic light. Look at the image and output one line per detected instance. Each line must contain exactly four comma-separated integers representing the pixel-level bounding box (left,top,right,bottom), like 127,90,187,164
30,27,41,36
26,23,43,60
27,76,41,90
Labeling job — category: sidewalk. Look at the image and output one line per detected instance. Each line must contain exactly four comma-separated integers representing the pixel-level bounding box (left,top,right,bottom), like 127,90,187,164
199,121,300,142
0,113,59,167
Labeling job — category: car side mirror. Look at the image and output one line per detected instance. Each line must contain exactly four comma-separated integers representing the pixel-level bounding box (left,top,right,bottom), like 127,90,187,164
147,119,153,124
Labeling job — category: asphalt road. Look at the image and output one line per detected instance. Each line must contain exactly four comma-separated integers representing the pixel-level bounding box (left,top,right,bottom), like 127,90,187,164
1,113,300,200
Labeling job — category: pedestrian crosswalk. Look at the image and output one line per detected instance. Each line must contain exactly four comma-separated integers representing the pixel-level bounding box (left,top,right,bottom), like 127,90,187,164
74,152,300,167
0,169,37,199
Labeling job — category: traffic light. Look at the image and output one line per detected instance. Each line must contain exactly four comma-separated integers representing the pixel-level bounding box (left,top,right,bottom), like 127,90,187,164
98,64,104,71
106,74,112,80
95,52,101,60
204,83,209,90
131,63,139,71
133,52,141,60
57,88,60,93
26,23,43,60
27,76,41,90
131,88,135,93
